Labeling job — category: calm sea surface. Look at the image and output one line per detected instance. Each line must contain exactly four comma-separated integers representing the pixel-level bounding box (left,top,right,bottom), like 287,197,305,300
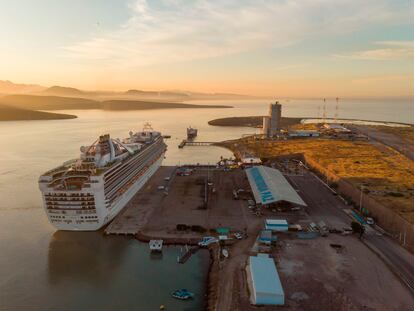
0,98,413,310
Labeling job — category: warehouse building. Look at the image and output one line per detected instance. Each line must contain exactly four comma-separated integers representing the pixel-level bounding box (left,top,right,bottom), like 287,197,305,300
265,219,289,232
245,166,307,207
247,254,285,305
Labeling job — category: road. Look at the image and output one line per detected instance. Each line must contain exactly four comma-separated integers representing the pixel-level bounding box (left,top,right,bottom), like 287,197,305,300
349,125,414,161
365,233,414,293
289,169,414,295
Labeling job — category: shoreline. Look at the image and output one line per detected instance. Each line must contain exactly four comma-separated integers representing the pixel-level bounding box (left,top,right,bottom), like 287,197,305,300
208,116,413,128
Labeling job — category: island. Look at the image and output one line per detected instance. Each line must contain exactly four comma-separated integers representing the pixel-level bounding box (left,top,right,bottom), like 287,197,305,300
0,94,233,121
0,104,77,121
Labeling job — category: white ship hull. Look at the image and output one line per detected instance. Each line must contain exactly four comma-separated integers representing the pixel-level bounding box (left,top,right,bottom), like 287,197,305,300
41,153,164,231
39,126,167,232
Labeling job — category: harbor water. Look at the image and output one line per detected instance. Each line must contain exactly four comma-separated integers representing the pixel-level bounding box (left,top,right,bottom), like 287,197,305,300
0,98,413,310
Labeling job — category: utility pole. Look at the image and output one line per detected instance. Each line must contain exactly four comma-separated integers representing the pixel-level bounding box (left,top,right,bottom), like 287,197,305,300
322,98,327,123
334,97,339,122
359,184,364,212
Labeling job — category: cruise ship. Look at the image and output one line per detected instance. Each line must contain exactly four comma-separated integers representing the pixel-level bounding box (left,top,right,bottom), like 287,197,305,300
38,123,167,231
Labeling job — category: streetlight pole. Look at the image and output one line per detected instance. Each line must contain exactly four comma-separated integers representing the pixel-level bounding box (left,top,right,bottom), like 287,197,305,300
359,184,364,212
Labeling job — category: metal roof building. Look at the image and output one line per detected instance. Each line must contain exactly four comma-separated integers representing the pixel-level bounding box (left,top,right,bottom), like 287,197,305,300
245,166,307,206
265,219,289,232
248,254,285,305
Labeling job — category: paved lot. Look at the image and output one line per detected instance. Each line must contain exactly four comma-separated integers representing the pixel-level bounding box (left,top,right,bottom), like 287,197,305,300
288,166,414,296
107,166,264,236
144,168,260,233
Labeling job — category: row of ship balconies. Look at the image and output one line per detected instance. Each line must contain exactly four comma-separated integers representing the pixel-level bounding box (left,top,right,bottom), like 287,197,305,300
44,193,94,198
47,208,97,214
45,197,95,202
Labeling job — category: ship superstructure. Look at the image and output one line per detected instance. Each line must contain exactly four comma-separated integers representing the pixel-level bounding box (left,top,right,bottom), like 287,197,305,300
39,123,167,231
187,126,198,139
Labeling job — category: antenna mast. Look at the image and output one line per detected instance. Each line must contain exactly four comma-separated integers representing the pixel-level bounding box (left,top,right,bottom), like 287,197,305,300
334,97,339,122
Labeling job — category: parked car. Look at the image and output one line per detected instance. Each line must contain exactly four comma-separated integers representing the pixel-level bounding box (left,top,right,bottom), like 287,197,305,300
157,186,165,190
234,232,243,240
366,217,375,225
247,199,255,206
198,236,218,247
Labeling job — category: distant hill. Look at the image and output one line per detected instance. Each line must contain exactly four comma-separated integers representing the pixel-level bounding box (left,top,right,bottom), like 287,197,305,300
0,94,233,113
42,86,87,97
0,79,259,101
125,89,159,96
124,89,191,101
0,95,100,110
0,80,45,94
0,104,76,121
102,100,232,110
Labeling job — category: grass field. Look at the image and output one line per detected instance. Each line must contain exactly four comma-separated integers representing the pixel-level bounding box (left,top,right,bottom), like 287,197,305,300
222,138,414,223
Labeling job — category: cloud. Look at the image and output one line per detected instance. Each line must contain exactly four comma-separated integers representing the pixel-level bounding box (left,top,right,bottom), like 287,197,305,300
334,41,414,60
62,0,414,67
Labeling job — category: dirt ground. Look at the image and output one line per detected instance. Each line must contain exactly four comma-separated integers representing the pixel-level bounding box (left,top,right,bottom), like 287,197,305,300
276,234,414,311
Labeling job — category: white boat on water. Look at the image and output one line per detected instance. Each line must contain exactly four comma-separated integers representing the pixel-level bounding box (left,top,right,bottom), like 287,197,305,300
149,240,163,252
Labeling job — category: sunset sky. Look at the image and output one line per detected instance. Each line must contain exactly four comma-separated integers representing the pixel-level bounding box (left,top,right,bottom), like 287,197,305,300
1,0,414,97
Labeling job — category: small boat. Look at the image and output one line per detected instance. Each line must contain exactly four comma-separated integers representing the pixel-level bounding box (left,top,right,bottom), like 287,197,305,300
171,289,194,300
222,249,229,258
187,126,198,139
149,240,163,252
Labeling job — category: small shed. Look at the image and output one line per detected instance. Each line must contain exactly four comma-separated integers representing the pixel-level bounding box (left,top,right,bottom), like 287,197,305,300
265,219,288,232
259,230,273,245
216,227,230,235
248,254,285,305
240,157,262,167
288,130,320,137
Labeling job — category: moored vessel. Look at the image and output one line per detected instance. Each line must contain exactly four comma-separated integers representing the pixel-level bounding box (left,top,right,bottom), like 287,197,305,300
171,289,194,300
187,126,198,139
38,123,167,231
